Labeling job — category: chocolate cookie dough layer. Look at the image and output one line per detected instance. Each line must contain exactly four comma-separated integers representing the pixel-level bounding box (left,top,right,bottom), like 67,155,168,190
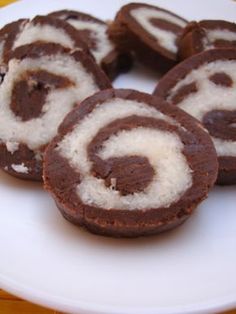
48,10,132,80
0,15,89,69
0,19,27,76
44,89,217,237
0,42,111,180
108,3,187,72
179,20,236,60
154,48,236,185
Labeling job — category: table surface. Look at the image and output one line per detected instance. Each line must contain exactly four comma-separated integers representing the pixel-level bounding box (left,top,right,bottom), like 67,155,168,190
1,288,236,314
0,289,63,313
0,0,236,313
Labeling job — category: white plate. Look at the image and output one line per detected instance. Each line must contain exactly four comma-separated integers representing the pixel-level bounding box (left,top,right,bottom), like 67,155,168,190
0,0,236,313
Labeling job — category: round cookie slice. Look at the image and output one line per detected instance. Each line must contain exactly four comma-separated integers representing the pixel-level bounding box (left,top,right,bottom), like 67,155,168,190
108,3,187,72
0,15,89,70
0,42,111,181
154,48,236,185
48,10,132,80
179,20,236,60
44,89,218,238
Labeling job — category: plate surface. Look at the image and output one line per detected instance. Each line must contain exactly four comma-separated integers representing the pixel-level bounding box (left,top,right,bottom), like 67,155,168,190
0,0,236,313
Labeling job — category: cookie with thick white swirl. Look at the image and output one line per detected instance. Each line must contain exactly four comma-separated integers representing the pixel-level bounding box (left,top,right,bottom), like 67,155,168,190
179,20,236,60
108,3,187,73
0,42,111,180
0,15,89,72
154,48,236,185
44,89,217,237
48,10,132,80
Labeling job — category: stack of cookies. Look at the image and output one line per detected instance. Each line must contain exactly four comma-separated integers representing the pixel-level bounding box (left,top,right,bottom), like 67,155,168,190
0,2,235,237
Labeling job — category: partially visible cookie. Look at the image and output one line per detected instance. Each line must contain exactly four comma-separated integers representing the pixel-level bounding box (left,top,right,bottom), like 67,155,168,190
179,20,236,60
0,42,111,180
44,89,218,237
108,2,187,73
48,10,132,80
0,15,89,71
154,48,236,185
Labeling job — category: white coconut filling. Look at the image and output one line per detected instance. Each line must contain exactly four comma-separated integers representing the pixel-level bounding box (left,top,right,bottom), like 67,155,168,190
11,163,28,173
81,128,192,210
13,23,75,50
0,54,99,150
6,141,19,154
57,98,175,172
204,29,236,49
130,7,186,53
56,98,192,210
67,19,113,64
167,60,236,156
212,137,236,156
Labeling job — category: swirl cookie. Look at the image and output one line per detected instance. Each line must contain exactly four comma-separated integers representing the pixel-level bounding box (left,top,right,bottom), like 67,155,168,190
0,42,111,180
48,10,132,80
179,20,236,60
44,89,217,237
0,15,89,70
108,3,187,72
154,48,236,185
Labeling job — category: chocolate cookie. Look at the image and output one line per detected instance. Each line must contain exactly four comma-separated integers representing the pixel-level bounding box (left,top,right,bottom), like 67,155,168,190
108,3,187,73
44,89,217,237
179,20,236,60
0,15,89,70
0,42,111,180
154,48,236,185
48,10,132,80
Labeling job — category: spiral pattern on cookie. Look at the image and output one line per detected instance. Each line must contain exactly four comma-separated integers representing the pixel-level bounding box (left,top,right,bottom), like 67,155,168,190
0,42,111,180
179,20,236,60
0,15,89,69
108,2,187,71
48,10,132,79
48,10,114,64
44,89,217,237
155,48,236,184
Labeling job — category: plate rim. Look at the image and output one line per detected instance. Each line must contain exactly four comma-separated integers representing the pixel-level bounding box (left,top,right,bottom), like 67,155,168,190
1,275,236,314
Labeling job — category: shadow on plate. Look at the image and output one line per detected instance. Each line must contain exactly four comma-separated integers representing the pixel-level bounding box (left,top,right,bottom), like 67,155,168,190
42,184,236,251
0,170,42,191
42,201,201,251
